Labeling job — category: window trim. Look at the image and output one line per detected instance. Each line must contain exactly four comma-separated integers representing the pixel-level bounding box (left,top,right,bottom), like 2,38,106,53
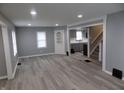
37,31,47,48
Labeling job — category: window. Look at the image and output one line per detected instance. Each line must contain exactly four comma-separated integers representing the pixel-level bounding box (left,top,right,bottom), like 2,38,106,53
37,32,47,48
12,31,17,56
76,31,83,40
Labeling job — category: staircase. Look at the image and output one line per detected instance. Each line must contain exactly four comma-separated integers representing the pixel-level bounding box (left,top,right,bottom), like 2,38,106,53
90,46,99,60
89,25,103,61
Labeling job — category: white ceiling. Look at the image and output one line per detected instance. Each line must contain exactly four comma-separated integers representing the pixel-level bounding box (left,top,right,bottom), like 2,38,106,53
0,3,124,27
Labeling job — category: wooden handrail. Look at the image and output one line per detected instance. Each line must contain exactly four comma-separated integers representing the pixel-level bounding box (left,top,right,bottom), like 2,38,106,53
90,32,103,55
91,31,103,44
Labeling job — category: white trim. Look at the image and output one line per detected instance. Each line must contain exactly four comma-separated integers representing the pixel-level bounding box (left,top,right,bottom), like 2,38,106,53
103,69,124,81
69,23,103,30
0,21,13,80
82,23,103,28
102,15,107,71
99,42,102,62
11,58,19,79
0,76,7,80
0,21,8,80
54,52,66,55
103,70,112,75
67,25,70,55
37,31,47,48
68,16,104,27
87,28,90,58
18,53,55,59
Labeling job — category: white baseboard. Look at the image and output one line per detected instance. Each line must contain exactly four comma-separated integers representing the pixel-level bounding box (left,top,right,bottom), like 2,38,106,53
0,59,19,80
103,69,124,81
18,53,55,59
54,53,66,55
103,69,112,75
10,53,55,79
0,75,7,80
11,58,19,79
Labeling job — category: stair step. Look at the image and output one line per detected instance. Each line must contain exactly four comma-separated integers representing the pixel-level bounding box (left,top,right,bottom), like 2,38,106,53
93,51,99,55
95,47,99,51
91,54,98,58
90,46,99,60
95,49,99,52
91,56,99,60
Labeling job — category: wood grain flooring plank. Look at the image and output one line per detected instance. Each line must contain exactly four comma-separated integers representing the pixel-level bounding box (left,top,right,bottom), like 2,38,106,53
0,53,124,90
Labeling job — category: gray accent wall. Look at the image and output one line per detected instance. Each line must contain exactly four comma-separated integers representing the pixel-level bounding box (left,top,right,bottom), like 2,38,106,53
0,13,18,77
70,29,76,38
16,27,55,57
16,26,68,57
106,11,124,77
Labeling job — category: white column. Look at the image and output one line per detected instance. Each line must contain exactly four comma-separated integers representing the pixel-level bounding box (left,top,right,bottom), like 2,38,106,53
1,24,13,79
87,28,90,58
102,15,107,71
67,25,70,55
99,41,102,62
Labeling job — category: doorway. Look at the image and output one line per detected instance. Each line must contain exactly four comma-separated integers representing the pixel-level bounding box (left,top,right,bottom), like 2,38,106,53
68,22,104,70
0,21,13,80
69,28,89,56
54,30,65,54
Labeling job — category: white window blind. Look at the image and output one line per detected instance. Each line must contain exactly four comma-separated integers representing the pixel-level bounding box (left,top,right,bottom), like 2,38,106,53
76,31,83,40
12,31,17,56
37,32,47,48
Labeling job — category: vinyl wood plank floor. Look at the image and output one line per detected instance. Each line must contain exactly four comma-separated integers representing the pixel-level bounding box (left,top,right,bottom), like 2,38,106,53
0,53,124,90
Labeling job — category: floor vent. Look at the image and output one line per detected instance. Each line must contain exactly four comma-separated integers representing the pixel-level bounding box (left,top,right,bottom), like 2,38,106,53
17,63,21,66
84,60,91,63
112,68,122,79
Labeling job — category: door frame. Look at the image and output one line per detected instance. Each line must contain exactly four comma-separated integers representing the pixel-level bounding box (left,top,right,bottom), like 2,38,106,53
68,22,103,57
67,25,70,55
54,30,65,54
67,16,107,73
0,21,13,80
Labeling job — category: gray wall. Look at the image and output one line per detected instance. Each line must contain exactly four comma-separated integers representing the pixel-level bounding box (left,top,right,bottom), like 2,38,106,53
16,27,55,57
106,11,124,77
0,13,18,77
16,26,67,57
70,29,76,38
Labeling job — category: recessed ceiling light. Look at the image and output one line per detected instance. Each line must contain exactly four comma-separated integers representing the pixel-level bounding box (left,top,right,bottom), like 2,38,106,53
30,10,37,15
28,24,31,26
77,14,83,18
55,24,59,26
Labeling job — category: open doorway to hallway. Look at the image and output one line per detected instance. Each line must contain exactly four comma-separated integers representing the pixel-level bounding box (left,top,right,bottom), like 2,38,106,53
69,27,89,56
69,24,103,67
